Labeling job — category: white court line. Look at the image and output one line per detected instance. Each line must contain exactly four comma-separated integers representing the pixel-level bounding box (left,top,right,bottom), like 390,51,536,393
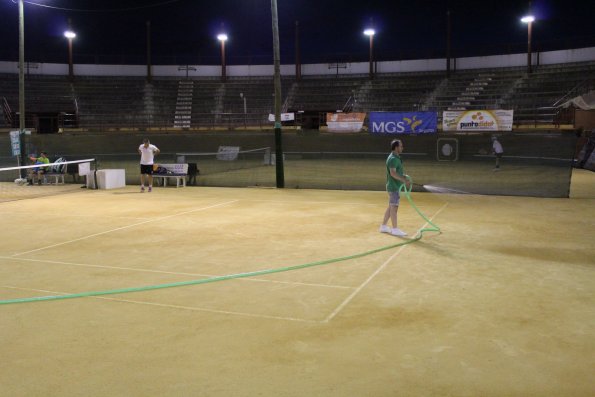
94,297,320,323
0,210,151,221
1,285,319,323
3,199,447,323
0,256,354,290
12,200,238,257
323,202,449,323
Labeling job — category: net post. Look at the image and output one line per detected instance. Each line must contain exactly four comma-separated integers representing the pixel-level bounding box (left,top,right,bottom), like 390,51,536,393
93,159,98,190
274,123,284,187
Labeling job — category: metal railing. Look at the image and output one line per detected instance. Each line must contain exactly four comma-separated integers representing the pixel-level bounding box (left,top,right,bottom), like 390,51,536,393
57,111,297,132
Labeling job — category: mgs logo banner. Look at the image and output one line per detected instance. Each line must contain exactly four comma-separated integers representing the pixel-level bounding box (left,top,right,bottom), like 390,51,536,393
369,112,437,134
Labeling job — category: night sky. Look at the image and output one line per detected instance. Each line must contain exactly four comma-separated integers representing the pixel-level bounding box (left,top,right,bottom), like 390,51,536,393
1,0,594,65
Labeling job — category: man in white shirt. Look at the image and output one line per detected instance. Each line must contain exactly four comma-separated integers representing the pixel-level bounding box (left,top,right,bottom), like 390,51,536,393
492,136,504,171
138,138,160,192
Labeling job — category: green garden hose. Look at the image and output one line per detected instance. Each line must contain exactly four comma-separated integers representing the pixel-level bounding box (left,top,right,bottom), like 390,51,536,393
1,178,440,305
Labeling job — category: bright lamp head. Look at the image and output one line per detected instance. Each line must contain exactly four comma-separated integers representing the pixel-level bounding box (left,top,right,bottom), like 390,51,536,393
521,15,535,23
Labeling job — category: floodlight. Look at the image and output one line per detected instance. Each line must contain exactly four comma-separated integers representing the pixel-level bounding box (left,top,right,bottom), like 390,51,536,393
363,29,375,36
217,33,228,42
64,30,76,39
521,15,535,24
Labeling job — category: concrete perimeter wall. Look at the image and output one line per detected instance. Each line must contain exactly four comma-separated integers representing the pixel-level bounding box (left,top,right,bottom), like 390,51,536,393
1,47,594,77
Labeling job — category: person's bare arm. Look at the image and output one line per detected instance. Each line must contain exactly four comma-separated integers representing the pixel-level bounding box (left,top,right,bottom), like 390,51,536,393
390,168,410,186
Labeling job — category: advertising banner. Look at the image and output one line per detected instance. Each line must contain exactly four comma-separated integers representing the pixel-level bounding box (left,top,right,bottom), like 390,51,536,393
268,113,295,122
326,112,366,132
442,110,514,131
369,112,437,134
9,130,21,156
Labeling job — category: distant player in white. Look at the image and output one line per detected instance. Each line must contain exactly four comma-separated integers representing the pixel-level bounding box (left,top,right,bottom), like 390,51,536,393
492,136,503,171
138,138,160,192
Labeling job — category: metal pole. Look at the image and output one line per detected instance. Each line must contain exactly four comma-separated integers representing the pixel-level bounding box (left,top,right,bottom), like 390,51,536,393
369,34,374,79
243,96,247,129
527,21,532,74
18,0,25,134
221,40,226,82
17,0,26,176
67,38,74,81
146,20,152,82
295,20,301,81
67,18,74,81
271,0,284,188
446,10,451,78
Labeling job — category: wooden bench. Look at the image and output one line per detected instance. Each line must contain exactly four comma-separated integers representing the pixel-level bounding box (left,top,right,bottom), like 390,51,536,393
152,163,188,188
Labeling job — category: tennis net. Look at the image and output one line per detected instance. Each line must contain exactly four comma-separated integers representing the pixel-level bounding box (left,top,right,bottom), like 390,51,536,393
0,158,97,203
276,133,578,197
175,146,274,187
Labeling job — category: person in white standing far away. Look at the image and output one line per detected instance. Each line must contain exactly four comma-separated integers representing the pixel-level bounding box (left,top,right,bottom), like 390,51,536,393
138,138,160,192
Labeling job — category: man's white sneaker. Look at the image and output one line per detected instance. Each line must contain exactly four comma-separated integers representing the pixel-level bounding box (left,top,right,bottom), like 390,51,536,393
390,228,407,237
379,225,391,233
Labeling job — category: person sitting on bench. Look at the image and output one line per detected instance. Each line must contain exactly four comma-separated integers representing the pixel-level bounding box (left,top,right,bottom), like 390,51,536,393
27,151,50,185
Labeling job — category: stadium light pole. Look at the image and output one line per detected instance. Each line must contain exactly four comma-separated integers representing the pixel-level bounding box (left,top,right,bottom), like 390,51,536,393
18,0,25,137
521,15,535,74
64,28,76,81
240,92,247,129
17,0,26,175
364,28,375,80
217,33,227,82
271,0,284,188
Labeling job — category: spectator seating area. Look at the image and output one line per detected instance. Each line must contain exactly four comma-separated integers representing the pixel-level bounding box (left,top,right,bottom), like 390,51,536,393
0,73,75,131
1,61,595,131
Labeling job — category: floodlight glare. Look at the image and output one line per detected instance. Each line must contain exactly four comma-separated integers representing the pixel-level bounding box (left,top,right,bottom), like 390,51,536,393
217,33,228,42
363,29,375,36
64,30,76,39
521,15,535,23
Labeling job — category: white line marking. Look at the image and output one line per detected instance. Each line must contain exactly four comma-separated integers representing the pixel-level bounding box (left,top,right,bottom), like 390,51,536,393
0,210,151,221
11,200,238,257
95,297,321,323
1,285,319,323
323,202,448,322
0,256,354,290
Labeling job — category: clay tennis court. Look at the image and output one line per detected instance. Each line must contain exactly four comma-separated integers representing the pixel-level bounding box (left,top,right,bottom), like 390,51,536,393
1,169,594,396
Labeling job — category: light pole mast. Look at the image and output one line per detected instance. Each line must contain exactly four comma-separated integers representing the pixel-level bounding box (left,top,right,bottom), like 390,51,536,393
271,0,284,188
364,28,375,80
18,0,25,135
65,19,75,81
521,14,535,74
217,33,227,82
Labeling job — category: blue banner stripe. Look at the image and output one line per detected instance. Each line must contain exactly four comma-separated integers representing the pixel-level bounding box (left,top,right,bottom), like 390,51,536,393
369,112,437,134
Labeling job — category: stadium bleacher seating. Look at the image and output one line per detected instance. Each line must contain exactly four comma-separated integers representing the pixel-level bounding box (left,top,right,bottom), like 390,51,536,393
1,61,595,131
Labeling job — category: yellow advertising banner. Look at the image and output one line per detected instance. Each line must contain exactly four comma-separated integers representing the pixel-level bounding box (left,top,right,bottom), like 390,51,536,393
442,110,514,131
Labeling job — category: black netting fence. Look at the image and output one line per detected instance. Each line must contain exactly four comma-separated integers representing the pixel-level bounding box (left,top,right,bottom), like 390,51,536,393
1,131,580,198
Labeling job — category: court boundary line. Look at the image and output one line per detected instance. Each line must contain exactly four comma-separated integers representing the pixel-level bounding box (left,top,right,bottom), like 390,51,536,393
1,195,445,321
1,285,319,323
11,200,238,257
323,202,448,322
0,256,354,290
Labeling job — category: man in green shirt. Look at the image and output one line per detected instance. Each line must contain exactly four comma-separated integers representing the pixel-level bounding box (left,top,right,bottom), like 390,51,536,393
380,139,410,237
27,151,50,185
